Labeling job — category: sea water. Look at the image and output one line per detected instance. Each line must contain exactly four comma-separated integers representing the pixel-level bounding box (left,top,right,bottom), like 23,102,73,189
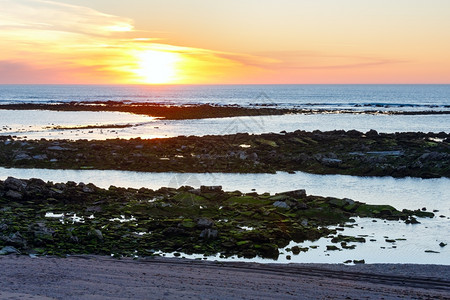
1,84,449,111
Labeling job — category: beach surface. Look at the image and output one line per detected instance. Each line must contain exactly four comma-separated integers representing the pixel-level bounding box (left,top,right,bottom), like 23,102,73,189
0,255,449,299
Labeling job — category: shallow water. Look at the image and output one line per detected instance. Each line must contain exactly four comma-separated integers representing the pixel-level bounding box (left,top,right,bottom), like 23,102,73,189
160,217,450,265
0,110,155,139
1,168,448,210
1,167,449,264
1,110,449,140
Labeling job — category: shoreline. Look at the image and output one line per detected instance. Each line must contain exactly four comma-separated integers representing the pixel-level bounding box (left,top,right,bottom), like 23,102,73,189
0,255,449,299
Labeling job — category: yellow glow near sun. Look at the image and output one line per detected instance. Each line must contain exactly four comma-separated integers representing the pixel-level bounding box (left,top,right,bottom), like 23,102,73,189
134,50,180,84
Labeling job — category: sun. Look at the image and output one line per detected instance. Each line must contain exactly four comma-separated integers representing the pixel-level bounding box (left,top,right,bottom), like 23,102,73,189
134,50,180,84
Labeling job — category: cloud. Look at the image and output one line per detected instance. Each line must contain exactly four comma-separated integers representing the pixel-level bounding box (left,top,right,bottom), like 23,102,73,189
0,0,133,36
0,0,278,83
252,50,406,70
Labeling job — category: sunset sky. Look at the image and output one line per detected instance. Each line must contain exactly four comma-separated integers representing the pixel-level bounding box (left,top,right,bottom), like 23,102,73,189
1,0,450,84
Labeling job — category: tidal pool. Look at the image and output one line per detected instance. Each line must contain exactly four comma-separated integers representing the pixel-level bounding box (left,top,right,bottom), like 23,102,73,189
1,110,449,140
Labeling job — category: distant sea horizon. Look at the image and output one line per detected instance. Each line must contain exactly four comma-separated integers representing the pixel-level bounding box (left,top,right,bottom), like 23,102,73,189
0,84,449,112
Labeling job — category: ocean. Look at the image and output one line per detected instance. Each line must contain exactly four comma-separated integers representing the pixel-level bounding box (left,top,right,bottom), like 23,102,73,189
1,84,449,140
1,84,449,112
0,84,449,264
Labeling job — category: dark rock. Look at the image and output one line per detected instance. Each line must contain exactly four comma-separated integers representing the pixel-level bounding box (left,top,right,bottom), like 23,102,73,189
32,154,48,160
280,189,306,199
0,246,20,255
47,146,68,151
199,229,218,239
88,229,103,240
273,201,290,209
321,158,342,167
5,190,23,200
0,223,8,231
30,222,55,240
197,218,214,228
365,129,378,137
14,153,32,161
326,245,340,251
424,250,440,253
4,177,27,191
0,232,27,248
200,186,223,193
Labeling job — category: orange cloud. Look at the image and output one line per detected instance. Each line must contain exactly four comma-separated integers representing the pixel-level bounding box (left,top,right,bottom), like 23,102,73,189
0,0,280,84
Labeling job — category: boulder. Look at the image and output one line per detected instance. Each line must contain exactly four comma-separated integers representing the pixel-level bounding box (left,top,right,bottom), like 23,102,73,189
0,246,20,255
321,158,342,167
280,189,307,199
273,201,290,209
47,146,68,151
32,154,48,160
199,229,218,239
200,186,223,193
5,190,23,200
0,232,27,248
197,218,214,228
14,153,32,161
88,229,103,240
4,177,27,191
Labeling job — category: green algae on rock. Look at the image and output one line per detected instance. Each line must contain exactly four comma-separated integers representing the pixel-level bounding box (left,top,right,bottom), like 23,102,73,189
0,177,434,259
1,130,449,178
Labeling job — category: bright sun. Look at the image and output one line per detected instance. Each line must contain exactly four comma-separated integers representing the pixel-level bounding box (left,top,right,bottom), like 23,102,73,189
135,50,180,84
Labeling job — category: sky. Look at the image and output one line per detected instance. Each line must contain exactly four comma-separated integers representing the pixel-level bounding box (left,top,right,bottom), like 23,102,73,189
1,0,450,84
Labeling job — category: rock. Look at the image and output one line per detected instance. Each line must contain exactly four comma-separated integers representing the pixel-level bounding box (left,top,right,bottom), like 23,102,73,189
280,189,306,199
365,129,378,137
47,146,68,151
14,153,32,161
273,201,290,209
419,152,447,162
425,250,440,253
343,260,352,264
25,178,48,195
82,185,94,193
199,229,218,239
0,223,8,231
0,232,27,248
321,158,342,167
32,154,48,160
326,245,340,251
291,246,308,254
0,246,20,255
4,177,27,191
200,186,223,193
197,218,214,228
30,222,55,240
5,190,23,200
88,229,103,240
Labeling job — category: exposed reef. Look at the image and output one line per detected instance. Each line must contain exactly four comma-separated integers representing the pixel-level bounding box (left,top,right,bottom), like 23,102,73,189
0,177,433,258
0,102,449,120
1,130,449,178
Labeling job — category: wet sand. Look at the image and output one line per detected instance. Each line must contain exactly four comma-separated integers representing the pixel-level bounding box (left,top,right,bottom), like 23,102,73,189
1,255,449,299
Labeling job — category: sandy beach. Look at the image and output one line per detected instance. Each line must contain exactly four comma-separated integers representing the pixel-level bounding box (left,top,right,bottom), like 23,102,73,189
0,255,449,299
